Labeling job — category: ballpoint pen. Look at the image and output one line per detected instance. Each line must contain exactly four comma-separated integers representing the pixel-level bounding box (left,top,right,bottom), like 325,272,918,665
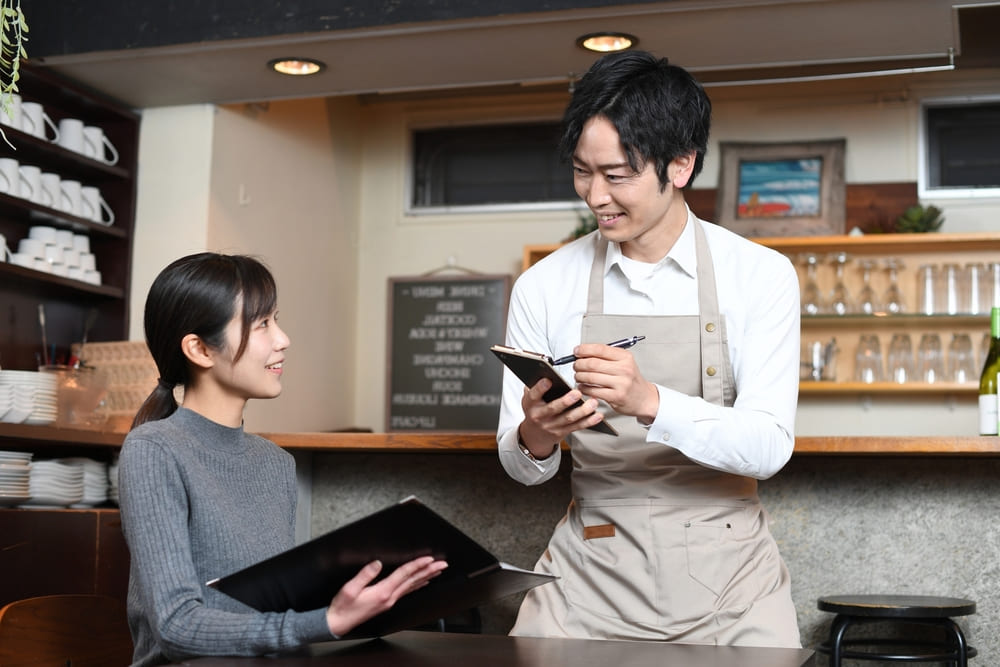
551,335,645,366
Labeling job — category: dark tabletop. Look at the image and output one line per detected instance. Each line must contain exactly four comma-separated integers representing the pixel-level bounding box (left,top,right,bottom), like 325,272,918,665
171,630,815,667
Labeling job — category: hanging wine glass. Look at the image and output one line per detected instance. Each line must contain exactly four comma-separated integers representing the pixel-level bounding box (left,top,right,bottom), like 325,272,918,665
828,252,852,315
883,257,906,314
800,253,824,315
856,258,879,315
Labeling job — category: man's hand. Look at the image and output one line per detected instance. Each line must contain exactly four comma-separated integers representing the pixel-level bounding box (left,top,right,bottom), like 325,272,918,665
569,343,659,422
517,377,607,456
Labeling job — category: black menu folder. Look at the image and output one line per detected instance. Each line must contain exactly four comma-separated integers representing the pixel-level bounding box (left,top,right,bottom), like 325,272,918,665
207,496,555,639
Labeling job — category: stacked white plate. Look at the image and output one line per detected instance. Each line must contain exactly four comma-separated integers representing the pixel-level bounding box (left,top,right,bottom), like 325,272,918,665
0,450,32,506
108,456,119,505
0,370,58,425
59,457,109,507
22,459,84,507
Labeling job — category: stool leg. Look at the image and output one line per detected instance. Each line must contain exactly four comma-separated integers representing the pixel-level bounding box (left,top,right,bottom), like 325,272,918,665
826,614,853,667
942,617,969,667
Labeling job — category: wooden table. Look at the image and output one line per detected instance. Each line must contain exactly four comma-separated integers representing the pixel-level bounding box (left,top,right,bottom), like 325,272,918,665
171,630,815,666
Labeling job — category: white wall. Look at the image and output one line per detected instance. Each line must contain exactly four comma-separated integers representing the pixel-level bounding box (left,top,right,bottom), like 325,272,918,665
132,98,362,432
132,67,1000,436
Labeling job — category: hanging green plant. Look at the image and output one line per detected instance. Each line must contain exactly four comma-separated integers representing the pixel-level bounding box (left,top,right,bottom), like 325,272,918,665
0,0,27,147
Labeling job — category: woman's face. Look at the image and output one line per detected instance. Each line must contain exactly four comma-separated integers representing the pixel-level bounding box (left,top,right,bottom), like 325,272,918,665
211,304,290,403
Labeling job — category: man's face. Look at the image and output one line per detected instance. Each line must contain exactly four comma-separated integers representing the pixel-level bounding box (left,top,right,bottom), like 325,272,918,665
572,115,691,261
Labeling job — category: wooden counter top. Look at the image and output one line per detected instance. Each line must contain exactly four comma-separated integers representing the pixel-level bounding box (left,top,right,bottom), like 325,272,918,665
3,424,999,456
261,432,1000,456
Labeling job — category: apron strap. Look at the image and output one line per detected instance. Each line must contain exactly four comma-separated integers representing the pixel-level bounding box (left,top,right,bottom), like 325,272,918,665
585,218,726,406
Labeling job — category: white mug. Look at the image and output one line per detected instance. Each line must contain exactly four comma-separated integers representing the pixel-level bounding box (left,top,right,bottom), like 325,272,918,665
28,225,57,244
54,229,74,249
18,165,44,205
81,186,114,225
0,93,22,129
43,243,63,266
59,179,95,219
17,237,45,258
78,252,96,271
0,157,20,195
0,233,9,261
62,247,80,267
20,102,60,142
83,125,119,165
9,252,35,269
57,118,85,154
72,233,90,254
40,172,62,211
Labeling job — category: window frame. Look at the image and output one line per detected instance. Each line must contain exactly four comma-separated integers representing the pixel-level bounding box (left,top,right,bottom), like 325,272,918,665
918,94,1000,199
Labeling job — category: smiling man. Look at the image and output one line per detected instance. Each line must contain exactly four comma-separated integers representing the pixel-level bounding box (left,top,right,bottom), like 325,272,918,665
496,51,802,647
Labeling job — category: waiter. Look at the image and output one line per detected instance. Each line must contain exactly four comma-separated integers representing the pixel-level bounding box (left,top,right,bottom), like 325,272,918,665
496,50,801,647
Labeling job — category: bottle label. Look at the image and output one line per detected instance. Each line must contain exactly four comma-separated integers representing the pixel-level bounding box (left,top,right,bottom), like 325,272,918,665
980,393,999,436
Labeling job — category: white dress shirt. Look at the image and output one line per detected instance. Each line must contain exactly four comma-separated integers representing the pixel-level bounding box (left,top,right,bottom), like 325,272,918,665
497,208,800,484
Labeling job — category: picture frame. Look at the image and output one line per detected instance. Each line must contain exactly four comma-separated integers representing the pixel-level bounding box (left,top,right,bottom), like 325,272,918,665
715,139,846,237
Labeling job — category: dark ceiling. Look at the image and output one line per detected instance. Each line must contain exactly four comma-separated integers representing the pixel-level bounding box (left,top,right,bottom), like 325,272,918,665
24,1,1000,109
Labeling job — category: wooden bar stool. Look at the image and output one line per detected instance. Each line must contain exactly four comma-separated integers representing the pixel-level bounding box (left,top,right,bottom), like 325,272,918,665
816,594,976,666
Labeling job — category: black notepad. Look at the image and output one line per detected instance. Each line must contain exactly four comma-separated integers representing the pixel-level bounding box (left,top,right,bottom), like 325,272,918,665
491,344,618,436
207,496,555,639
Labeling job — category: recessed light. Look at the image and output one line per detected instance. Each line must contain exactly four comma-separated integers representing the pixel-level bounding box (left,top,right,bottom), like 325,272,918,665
576,32,638,53
268,58,326,76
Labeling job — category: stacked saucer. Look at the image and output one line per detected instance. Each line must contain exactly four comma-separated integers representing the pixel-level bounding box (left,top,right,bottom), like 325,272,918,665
59,457,109,507
0,370,58,425
23,459,84,507
0,450,32,506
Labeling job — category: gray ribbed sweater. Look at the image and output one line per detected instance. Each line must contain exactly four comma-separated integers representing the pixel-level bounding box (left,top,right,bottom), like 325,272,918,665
118,408,331,666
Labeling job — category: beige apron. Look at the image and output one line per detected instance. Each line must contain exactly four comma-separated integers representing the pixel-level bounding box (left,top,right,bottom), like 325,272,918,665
510,220,800,647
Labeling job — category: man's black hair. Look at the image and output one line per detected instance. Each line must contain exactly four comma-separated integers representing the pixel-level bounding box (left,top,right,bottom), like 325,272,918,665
559,50,712,190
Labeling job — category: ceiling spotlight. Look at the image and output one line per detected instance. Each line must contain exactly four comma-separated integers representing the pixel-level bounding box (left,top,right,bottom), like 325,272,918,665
576,32,638,53
268,58,326,76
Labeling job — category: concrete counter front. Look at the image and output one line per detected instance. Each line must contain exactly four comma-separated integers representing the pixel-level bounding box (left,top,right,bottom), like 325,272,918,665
294,435,996,658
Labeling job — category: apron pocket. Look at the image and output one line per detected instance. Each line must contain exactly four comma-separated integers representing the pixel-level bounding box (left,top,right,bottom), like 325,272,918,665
564,503,658,625
684,520,742,597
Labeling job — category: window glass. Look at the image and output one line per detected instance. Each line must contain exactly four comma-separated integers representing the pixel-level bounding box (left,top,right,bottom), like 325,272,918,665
924,100,1000,193
411,122,577,208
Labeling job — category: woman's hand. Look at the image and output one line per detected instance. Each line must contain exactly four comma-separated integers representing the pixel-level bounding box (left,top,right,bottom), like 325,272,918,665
325,556,448,637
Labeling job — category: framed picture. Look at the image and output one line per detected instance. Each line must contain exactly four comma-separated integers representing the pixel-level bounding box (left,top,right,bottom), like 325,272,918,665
715,139,846,237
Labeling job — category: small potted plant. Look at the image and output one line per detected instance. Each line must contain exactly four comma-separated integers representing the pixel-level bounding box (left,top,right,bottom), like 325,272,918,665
895,204,945,233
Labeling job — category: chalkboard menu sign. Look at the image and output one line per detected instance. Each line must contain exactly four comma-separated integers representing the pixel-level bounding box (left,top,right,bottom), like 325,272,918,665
386,274,511,432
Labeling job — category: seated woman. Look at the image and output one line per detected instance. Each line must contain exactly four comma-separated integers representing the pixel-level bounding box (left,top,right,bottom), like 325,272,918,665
118,252,447,666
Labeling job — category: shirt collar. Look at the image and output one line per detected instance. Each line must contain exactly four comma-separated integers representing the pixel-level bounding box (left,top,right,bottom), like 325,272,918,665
603,206,698,279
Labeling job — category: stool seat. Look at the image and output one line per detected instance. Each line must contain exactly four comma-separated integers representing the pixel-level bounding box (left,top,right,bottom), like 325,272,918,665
816,594,977,666
818,594,976,619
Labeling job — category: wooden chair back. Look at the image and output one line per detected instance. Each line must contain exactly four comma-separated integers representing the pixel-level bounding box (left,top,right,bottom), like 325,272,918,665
0,594,133,666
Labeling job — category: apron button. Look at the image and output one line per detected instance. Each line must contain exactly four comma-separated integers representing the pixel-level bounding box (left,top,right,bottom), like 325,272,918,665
705,322,716,333
706,366,717,376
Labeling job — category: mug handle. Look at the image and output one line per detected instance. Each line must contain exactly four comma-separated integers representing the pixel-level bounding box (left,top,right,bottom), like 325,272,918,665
41,112,60,143
0,170,10,194
101,135,119,165
96,195,115,226
17,172,33,200
20,112,36,136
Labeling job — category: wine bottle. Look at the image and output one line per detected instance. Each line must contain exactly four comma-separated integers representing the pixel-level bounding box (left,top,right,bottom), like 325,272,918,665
979,306,1000,435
